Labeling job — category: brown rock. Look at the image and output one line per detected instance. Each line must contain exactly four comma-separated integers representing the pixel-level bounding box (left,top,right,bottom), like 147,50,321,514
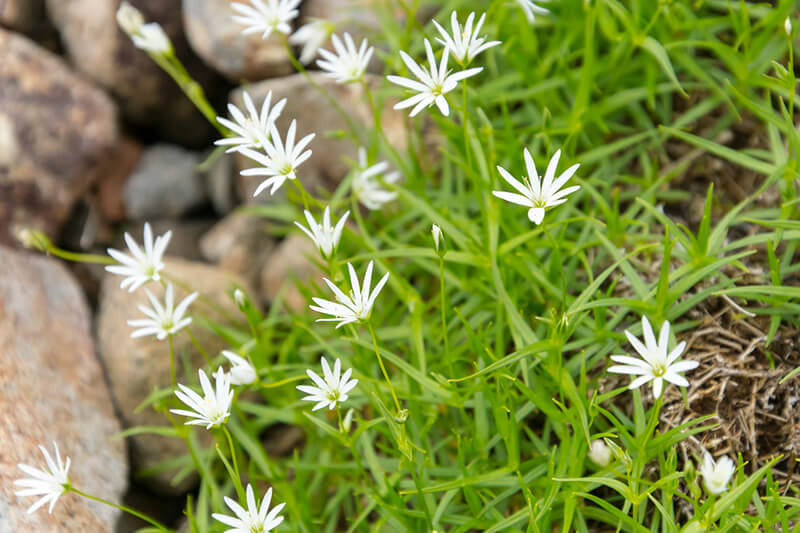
0,0,44,33
46,0,222,147
200,212,276,289
0,29,118,246
230,72,408,203
0,247,128,532
260,234,321,311
97,136,144,223
97,257,252,494
182,0,292,81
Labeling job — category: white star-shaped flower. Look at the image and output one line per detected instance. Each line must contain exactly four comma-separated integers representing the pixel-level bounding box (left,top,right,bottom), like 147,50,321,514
295,206,349,258
289,18,334,64
212,484,285,533
516,0,550,23
106,222,172,292
317,32,374,84
14,442,70,515
171,368,233,429
221,350,257,385
492,148,580,225
387,39,483,117
231,0,300,39
296,356,358,411
608,316,699,399
127,283,198,340
239,119,315,196
699,452,735,495
310,260,390,328
352,147,401,210
215,90,287,154
433,11,501,65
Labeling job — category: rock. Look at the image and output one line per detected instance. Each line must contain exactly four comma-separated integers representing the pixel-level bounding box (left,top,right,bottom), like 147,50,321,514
204,149,237,215
123,143,208,220
230,73,408,203
147,218,216,261
97,136,144,223
182,0,292,81
0,247,127,532
0,29,118,246
46,0,221,147
260,234,321,311
0,0,44,33
97,257,252,494
200,212,276,289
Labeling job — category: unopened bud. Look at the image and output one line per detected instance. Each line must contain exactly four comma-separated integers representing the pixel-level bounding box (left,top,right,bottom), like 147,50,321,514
588,439,612,466
786,17,793,37
116,2,144,35
342,408,354,432
234,288,246,310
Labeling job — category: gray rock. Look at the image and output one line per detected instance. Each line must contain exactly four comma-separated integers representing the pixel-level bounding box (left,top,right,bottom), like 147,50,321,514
182,0,292,81
123,144,208,220
200,212,276,289
0,246,128,532
204,149,237,215
0,29,118,246
46,0,220,147
97,257,253,495
230,73,410,203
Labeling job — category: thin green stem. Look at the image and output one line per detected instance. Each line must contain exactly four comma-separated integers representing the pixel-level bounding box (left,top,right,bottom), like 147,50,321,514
438,257,449,363
69,487,173,532
366,322,402,414
218,426,245,501
185,329,212,366
168,334,176,390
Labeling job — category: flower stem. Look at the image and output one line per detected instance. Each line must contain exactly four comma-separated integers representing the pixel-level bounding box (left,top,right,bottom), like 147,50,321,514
168,334,176,390
366,322,402,414
218,426,245,501
438,257,449,363
69,486,173,532
185,329,212,366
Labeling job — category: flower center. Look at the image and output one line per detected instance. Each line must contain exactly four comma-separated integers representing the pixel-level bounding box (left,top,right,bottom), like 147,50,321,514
327,389,340,403
652,363,666,377
431,83,444,97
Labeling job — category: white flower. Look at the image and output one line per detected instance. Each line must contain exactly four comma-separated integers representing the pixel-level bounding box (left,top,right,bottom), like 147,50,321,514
221,351,257,385
492,148,580,225
295,206,349,258
106,222,172,292
132,22,172,54
607,316,699,399
212,484,285,533
289,19,334,64
14,442,70,515
516,0,550,23
317,32,374,84
116,1,144,35
310,260,390,328
231,0,300,40
171,368,233,429
296,356,358,411
239,119,315,196
387,39,483,117
127,284,198,340
431,224,443,252
699,452,735,495
352,147,401,210
433,11,501,65
588,440,612,466
215,90,287,154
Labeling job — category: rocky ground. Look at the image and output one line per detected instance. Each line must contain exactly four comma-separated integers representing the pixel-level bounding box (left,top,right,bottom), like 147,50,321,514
0,1,401,530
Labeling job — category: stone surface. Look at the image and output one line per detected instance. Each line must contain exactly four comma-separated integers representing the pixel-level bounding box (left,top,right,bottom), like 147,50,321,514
46,0,221,147
200,212,275,289
97,136,144,223
97,257,252,494
0,247,127,532
205,149,237,215
0,29,118,245
230,73,408,203
182,0,292,81
0,0,44,32
123,143,208,220
260,234,321,311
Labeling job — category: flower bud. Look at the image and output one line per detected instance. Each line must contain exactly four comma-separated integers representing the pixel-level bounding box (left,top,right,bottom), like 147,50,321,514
132,22,172,54
786,17,793,37
234,288,246,310
588,439,612,466
116,2,145,35
431,224,446,256
342,408,354,432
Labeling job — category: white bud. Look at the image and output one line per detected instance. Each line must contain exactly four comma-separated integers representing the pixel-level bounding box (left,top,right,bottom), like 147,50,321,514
588,439,612,466
431,224,443,252
234,288,246,309
116,2,145,35
342,408,354,432
132,22,172,54
786,17,793,37
221,350,257,385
